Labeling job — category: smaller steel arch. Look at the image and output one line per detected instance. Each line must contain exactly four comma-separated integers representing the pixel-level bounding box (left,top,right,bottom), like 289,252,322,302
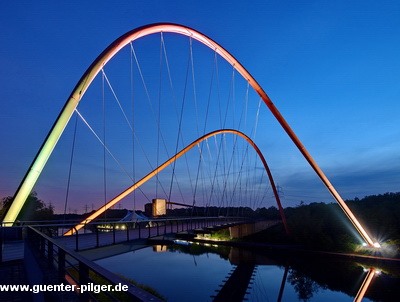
64,129,288,236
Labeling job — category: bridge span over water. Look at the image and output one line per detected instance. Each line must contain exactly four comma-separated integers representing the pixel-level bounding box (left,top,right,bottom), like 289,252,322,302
0,22,386,302
53,217,278,251
0,217,277,301
2,23,378,248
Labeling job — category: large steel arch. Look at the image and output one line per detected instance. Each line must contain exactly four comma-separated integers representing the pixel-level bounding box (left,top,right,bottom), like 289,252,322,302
3,23,376,246
64,129,288,235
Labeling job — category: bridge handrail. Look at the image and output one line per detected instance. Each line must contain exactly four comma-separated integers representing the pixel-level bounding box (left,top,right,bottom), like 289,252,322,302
1,216,251,229
1,217,252,254
26,226,163,302
17,217,246,251
1,218,124,228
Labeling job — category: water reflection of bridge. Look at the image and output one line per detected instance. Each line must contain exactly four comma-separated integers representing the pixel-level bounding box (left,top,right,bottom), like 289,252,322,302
0,218,278,301
79,237,391,302
145,241,395,302
218,246,397,302
1,221,394,302
213,247,285,302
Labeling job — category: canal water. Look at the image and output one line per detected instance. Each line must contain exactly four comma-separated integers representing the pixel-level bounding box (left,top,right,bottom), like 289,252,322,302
96,241,399,301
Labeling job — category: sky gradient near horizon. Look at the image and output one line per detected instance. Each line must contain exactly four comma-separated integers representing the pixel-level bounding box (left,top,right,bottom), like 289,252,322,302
0,1,399,213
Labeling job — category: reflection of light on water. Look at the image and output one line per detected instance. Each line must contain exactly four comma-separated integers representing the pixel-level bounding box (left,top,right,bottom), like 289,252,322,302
153,245,167,252
354,268,377,302
173,239,191,246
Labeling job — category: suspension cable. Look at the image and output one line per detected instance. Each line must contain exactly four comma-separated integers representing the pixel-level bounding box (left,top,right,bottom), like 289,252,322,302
102,71,107,219
192,50,217,209
130,36,136,210
63,114,78,222
74,109,132,182
131,42,183,200
160,34,191,208
156,33,163,198
167,37,192,204
103,67,166,204
74,108,151,203
102,69,134,131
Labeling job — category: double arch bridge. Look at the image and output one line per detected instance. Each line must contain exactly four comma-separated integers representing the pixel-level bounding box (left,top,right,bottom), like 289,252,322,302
2,23,378,247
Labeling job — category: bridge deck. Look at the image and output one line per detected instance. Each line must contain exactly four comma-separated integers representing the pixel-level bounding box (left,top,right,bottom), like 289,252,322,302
54,220,240,251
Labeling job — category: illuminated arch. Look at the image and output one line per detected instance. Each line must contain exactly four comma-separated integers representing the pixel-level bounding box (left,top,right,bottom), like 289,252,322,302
3,23,376,246
64,129,288,235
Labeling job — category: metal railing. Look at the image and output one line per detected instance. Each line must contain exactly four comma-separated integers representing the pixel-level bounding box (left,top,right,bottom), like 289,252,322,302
26,226,163,302
0,217,248,261
65,217,244,251
0,225,25,262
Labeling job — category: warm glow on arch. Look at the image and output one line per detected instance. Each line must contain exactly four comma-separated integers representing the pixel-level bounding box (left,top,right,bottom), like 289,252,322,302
64,129,288,235
4,23,376,246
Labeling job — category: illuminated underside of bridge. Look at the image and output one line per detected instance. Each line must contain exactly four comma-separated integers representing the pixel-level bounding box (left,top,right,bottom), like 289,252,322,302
3,23,378,247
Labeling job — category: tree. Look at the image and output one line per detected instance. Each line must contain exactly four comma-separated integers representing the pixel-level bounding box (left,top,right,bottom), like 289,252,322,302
288,269,321,301
0,191,54,222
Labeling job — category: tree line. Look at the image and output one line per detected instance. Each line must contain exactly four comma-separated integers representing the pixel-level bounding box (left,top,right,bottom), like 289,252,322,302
1,191,399,255
246,192,400,254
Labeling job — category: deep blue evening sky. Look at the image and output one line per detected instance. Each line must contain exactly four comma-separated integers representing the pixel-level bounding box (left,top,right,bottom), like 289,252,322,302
0,1,399,212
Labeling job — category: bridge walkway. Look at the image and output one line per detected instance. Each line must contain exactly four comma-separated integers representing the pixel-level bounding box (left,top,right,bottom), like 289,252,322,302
54,218,242,251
